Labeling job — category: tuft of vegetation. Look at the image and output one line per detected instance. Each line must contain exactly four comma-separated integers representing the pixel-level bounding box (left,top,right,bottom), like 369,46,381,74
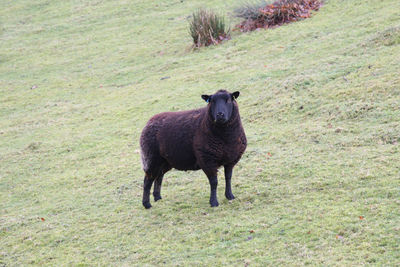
234,0,267,20
236,0,321,31
189,9,230,47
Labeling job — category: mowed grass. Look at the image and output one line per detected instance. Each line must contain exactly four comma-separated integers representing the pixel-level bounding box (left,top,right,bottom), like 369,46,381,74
1,0,399,265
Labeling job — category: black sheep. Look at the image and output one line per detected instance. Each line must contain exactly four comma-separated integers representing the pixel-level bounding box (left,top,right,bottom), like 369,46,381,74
140,90,247,209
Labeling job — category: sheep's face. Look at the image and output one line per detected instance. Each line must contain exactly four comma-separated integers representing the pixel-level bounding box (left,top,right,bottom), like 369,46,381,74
202,90,240,125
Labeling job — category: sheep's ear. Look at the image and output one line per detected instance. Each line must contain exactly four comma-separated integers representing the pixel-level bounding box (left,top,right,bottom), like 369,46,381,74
231,91,240,100
201,94,211,103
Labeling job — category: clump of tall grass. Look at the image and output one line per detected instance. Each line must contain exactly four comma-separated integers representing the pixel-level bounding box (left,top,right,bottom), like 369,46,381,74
234,0,267,20
189,9,230,47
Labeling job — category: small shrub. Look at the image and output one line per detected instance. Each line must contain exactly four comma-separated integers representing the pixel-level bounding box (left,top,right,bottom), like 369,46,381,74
189,9,230,47
234,0,267,20
235,0,321,32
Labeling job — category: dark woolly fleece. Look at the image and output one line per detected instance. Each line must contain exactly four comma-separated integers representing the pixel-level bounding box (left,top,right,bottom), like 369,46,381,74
140,90,247,209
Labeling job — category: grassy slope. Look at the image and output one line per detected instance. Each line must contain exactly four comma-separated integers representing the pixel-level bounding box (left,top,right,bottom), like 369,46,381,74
1,0,399,265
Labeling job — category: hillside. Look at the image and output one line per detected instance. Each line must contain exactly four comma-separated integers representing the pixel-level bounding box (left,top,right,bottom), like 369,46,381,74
1,0,399,265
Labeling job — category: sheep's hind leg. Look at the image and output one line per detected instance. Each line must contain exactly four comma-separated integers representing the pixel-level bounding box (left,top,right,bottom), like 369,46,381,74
153,175,163,201
153,163,170,202
142,174,155,209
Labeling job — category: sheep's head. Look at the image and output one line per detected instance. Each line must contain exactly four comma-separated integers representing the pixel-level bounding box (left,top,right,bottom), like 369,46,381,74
202,90,240,125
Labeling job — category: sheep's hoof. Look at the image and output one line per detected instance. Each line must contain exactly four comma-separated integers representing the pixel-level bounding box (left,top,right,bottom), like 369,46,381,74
153,194,162,202
143,202,152,209
210,200,219,207
225,193,235,200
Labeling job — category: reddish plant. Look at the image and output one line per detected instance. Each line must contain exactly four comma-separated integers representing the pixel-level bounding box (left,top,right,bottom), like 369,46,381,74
236,0,321,32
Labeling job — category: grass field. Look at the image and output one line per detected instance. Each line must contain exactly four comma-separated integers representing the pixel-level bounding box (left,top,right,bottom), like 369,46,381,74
1,0,399,265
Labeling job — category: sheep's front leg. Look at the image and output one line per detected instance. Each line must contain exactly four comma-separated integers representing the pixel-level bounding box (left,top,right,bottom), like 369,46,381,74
199,159,219,207
224,165,235,200
207,175,219,207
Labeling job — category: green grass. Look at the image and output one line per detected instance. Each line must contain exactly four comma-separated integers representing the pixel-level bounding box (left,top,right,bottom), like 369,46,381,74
1,0,399,265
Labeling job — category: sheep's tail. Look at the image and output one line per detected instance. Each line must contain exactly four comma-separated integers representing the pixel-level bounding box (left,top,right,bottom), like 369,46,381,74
140,147,149,173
